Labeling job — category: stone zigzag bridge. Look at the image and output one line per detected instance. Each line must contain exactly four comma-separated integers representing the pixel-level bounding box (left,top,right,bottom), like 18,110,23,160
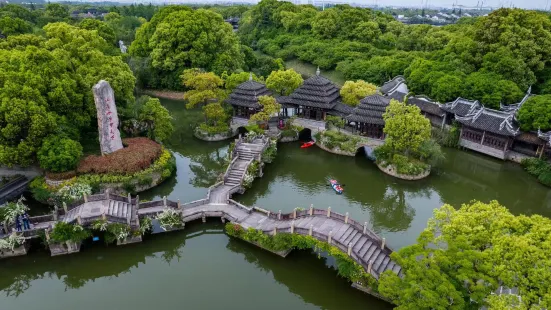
2,135,401,284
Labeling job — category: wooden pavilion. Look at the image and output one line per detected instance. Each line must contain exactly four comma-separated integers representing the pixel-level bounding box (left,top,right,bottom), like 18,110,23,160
344,94,390,139
226,75,272,119
278,68,341,121
407,95,446,128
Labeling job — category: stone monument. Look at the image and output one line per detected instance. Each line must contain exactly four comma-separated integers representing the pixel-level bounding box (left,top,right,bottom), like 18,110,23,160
93,80,124,155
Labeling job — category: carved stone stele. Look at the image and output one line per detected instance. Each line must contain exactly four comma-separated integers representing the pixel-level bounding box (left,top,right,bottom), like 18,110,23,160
93,80,124,155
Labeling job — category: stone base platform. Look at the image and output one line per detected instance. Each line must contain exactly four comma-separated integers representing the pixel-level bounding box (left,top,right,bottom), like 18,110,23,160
117,235,143,246
0,243,30,259
49,241,81,256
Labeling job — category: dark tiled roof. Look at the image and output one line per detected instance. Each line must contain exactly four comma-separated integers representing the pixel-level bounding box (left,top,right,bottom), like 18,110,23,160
441,97,481,117
538,129,551,146
380,76,406,94
456,108,519,136
345,94,390,125
386,91,407,102
515,132,545,145
284,74,340,109
407,96,444,116
226,80,271,109
331,102,354,116
276,96,295,108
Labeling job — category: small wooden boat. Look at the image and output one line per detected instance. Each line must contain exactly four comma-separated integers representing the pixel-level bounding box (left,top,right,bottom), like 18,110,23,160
301,141,315,148
329,179,344,194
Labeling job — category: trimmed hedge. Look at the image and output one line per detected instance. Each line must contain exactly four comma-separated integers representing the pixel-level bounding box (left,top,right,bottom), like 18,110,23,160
78,138,162,175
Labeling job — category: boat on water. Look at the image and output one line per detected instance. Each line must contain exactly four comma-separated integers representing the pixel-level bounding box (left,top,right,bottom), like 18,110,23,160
301,141,315,148
329,179,344,194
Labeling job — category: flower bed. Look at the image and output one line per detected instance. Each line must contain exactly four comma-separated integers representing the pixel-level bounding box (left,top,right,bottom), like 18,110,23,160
78,137,161,175
31,146,176,203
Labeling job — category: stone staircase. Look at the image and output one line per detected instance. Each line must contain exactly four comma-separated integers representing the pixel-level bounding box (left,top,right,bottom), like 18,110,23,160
224,139,266,187
107,200,131,218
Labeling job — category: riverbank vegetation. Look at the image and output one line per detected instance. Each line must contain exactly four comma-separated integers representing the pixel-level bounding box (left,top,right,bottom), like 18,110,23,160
521,158,551,187
375,100,443,176
315,130,362,155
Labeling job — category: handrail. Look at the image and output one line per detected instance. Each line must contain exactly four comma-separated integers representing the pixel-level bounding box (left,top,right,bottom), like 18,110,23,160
223,157,238,183
228,199,252,213
239,158,254,186
207,181,223,201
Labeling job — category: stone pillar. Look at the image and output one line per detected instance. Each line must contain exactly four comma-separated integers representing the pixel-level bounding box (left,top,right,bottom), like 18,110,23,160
77,216,82,225
127,193,131,203
105,188,110,200
344,212,349,224
273,227,277,236
381,238,386,250
309,204,313,216
177,200,181,210
45,229,50,242
202,212,206,223
63,202,68,213
93,80,124,154
347,242,352,256
309,224,313,236
290,221,294,234
102,213,106,221
83,194,88,203
327,207,331,218
481,130,486,145
368,260,373,273
53,210,57,221
136,195,140,209
363,222,367,234
163,196,167,207
293,208,297,219
278,210,281,220
328,230,332,244
221,217,225,223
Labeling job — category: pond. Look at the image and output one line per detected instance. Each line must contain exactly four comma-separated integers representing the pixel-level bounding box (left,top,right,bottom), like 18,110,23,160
1,97,549,309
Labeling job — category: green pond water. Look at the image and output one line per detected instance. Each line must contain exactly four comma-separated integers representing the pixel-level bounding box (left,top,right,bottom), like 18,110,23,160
1,98,550,310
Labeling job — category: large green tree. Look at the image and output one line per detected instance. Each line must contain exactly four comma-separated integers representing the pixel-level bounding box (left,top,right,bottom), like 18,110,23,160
223,71,263,91
517,95,551,132
340,80,377,106
181,69,226,109
383,100,431,155
0,23,135,166
135,8,244,74
265,69,303,95
379,200,551,309
138,97,174,142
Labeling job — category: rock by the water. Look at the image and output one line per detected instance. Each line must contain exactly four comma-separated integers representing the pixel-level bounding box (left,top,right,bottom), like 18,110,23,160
93,80,124,155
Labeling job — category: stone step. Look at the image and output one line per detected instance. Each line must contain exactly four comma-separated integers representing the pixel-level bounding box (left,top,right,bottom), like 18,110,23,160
365,248,381,265
377,256,391,274
373,252,386,272
358,241,373,257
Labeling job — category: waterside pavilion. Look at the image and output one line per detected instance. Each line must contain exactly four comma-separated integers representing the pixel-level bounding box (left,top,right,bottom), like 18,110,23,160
226,77,272,119
407,95,446,128
344,94,390,139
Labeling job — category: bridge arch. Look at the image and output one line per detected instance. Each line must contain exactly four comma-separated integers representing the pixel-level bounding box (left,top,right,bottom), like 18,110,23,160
237,126,249,136
298,128,312,141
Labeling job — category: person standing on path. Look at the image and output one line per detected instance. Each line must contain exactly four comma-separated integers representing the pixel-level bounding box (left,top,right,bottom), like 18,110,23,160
22,213,30,230
15,215,22,232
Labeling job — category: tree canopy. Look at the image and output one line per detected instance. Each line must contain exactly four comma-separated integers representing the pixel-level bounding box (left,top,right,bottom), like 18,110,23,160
517,95,551,132
379,200,551,309
340,80,378,106
383,100,431,155
265,69,303,96
181,69,226,109
250,95,281,123
223,71,263,91
138,97,174,142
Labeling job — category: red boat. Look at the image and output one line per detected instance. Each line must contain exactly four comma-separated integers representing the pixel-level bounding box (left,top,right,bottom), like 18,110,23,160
301,141,315,148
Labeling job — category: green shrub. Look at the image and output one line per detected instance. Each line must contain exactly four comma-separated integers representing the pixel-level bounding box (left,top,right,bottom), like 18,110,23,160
522,158,551,187
49,222,91,244
197,122,231,136
138,176,153,186
281,129,298,138
122,181,136,194
37,135,83,173
391,154,429,175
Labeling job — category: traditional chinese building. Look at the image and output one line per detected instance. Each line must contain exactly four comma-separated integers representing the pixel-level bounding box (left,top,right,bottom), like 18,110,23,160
278,68,341,121
455,108,519,159
344,94,390,139
380,76,408,102
441,98,481,125
226,76,272,119
407,95,446,128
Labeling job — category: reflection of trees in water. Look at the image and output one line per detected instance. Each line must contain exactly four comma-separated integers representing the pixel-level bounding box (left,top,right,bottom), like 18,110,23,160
369,186,416,233
3,274,38,297
188,148,228,187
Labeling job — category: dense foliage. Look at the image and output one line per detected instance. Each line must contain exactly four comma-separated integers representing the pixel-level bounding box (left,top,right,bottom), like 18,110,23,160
137,97,174,142
315,130,362,154
240,1,551,112
379,200,551,309
0,20,135,167
521,158,551,187
49,222,91,244
37,135,83,173
340,80,377,106
517,95,551,131
375,100,442,175
250,95,281,123
265,69,303,95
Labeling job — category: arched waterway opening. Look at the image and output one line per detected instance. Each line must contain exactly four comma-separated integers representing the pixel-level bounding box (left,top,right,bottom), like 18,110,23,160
237,126,249,136
355,146,376,161
298,128,312,141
